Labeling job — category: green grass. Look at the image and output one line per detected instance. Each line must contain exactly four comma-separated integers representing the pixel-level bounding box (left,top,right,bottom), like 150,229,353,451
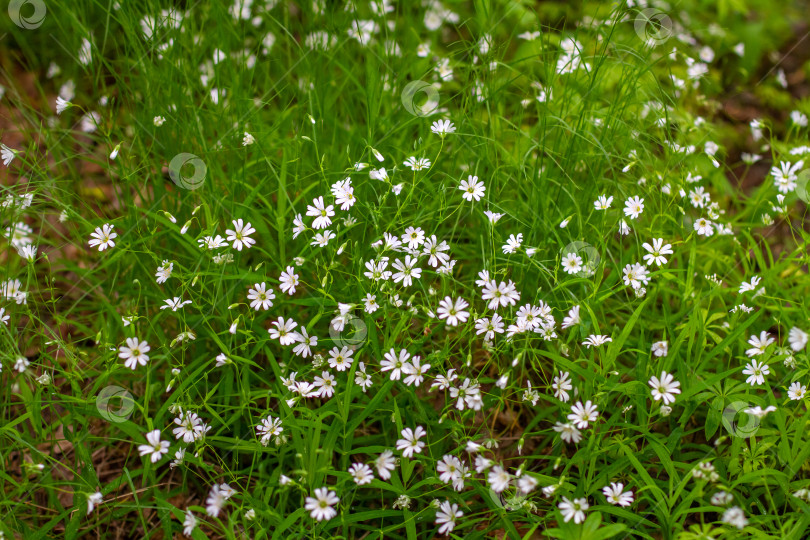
1,0,810,538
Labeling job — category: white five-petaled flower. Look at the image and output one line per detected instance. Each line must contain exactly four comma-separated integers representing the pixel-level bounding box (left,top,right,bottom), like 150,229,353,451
225,219,256,251
247,282,275,310
594,194,613,210
648,371,681,404
642,238,673,266
746,331,774,357
437,296,470,326
430,119,456,137
305,487,339,521
435,500,463,535
306,196,335,229
459,175,485,202
602,482,634,507
396,425,427,457
138,430,170,463
88,224,118,251
119,337,150,369
279,266,299,295
568,400,598,429
256,414,284,445
86,492,103,514
348,463,375,485
161,297,192,311
561,252,583,275
742,359,770,386
558,496,589,524
739,276,761,294
1,143,17,167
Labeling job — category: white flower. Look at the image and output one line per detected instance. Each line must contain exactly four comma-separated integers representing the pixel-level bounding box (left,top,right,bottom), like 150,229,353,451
306,196,335,229
552,371,572,402
594,194,613,210
431,119,456,137
291,327,317,358
56,96,71,114
789,327,808,351
561,252,583,275
225,219,256,250
256,415,283,445
602,482,633,507
305,488,339,521
743,405,776,418
651,340,669,357
502,233,522,254
788,381,807,400
568,400,598,428
694,217,714,236
722,506,748,529
279,266,299,295
119,337,150,369
437,296,469,326
561,305,580,329
160,297,192,311
746,331,774,357
155,261,173,284
396,426,426,457
648,371,681,404
582,334,612,348
183,510,197,536
242,132,255,146
558,496,588,524
86,492,103,514
488,465,511,492
484,210,503,223
642,238,673,266
247,282,275,310
435,500,463,535
269,316,298,345
392,255,422,286
348,463,375,485
375,450,396,479
1,143,17,167
138,430,169,463
739,276,761,294
403,156,431,170
88,224,118,251
459,175,485,201
742,360,769,386
313,371,336,398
